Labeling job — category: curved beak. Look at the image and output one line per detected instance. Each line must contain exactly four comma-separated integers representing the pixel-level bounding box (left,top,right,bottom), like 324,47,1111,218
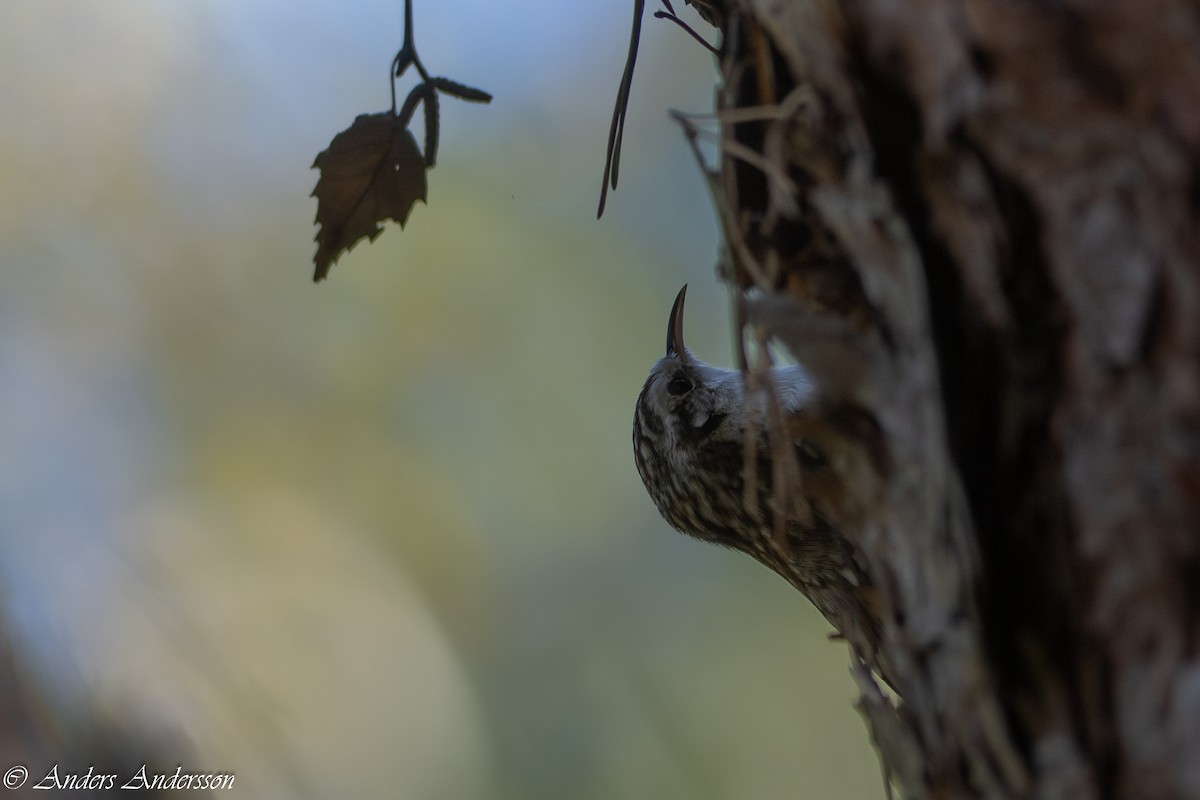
666,284,688,359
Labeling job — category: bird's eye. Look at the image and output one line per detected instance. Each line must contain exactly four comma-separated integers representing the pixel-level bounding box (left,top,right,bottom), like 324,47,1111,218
667,376,693,396
795,438,829,469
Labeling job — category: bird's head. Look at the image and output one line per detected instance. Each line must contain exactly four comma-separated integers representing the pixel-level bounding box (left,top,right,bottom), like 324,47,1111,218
633,286,745,473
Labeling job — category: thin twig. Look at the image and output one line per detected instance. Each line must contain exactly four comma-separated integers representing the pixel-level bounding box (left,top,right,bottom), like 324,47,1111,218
670,110,772,290
672,107,800,217
653,9,719,54
391,0,430,113
597,0,645,218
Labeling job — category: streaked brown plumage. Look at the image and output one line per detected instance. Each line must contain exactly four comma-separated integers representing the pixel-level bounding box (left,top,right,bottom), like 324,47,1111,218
633,286,881,653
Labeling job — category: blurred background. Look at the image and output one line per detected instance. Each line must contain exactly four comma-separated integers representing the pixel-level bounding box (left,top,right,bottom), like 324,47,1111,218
0,1,878,797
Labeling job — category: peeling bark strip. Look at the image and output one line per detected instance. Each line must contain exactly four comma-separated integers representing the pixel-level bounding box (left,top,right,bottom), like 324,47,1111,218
698,0,1200,797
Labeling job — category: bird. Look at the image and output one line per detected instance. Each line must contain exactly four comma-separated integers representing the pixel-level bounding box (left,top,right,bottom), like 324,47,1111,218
632,285,883,656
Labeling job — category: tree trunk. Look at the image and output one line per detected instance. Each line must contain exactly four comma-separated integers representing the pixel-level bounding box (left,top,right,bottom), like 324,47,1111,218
693,0,1200,797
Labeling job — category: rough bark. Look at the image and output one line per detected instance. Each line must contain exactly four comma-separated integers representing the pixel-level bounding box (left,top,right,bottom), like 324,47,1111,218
694,0,1200,797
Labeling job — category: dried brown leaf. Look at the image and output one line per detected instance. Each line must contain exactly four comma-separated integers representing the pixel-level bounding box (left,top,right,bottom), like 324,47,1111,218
311,112,427,281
